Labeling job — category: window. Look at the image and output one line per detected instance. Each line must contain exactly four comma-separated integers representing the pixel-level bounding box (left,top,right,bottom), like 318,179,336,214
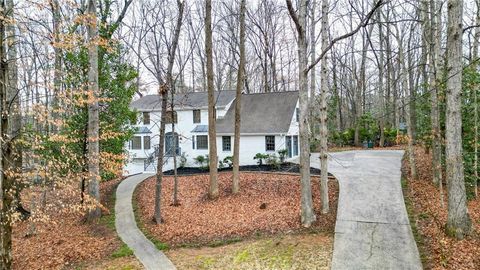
265,136,275,151
143,112,150,125
131,136,142,150
144,136,151,150
293,135,299,156
196,135,208,150
222,136,231,151
165,111,177,124
296,108,299,122
193,109,201,123
165,132,180,156
286,136,292,158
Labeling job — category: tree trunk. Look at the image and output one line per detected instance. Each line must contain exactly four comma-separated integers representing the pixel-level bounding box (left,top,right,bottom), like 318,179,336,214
154,87,168,223
445,0,472,239
86,0,101,221
51,0,62,131
205,0,218,199
398,33,417,179
171,97,179,206
232,0,246,194
430,0,444,198
0,0,12,267
473,0,480,198
6,0,21,186
154,0,184,220
319,0,329,214
309,0,316,132
170,0,184,206
378,12,385,147
286,0,316,227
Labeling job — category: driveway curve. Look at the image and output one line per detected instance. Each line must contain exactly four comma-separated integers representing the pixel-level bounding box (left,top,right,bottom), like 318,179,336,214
310,150,422,269
115,173,176,270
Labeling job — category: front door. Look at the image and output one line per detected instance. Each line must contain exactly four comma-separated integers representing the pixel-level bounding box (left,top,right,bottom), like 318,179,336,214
165,132,179,156
286,136,292,158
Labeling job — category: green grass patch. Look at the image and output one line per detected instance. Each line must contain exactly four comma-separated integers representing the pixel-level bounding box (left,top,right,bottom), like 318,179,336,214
195,256,216,270
111,244,134,258
207,237,242,248
233,249,251,264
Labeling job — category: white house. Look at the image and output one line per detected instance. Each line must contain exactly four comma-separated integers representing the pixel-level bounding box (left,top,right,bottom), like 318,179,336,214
124,91,300,175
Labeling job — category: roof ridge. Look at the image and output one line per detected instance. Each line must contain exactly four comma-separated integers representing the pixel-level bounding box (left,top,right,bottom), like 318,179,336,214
243,91,299,95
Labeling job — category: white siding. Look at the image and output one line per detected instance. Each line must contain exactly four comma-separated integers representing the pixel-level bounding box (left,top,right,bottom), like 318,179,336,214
216,135,288,165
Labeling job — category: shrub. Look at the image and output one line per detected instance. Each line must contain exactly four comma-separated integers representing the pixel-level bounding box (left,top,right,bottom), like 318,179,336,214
253,153,269,165
277,149,288,163
194,155,209,169
223,156,233,168
179,152,188,168
266,154,280,169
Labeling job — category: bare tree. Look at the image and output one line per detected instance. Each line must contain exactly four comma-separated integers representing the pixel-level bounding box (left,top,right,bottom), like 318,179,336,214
319,0,329,214
170,0,185,207
86,0,101,221
1,0,21,266
206,0,219,199
429,0,443,192
286,0,317,227
232,0,246,194
153,0,185,223
445,0,471,239
473,0,480,198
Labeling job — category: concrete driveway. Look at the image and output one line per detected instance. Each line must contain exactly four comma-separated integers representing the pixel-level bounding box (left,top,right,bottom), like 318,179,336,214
306,150,422,269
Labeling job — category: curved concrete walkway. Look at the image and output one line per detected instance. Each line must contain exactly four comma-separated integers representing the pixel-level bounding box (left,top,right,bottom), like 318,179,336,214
115,173,176,270
309,150,422,269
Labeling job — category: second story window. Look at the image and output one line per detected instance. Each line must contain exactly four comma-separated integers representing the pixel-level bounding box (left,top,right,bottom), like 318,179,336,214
193,109,201,123
165,111,177,124
143,112,150,125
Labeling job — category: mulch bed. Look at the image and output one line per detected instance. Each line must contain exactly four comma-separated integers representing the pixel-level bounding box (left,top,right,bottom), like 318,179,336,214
163,162,332,177
403,146,480,270
12,178,125,270
136,172,338,246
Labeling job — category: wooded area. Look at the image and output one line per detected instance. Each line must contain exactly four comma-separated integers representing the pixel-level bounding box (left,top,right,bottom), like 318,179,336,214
1,0,480,268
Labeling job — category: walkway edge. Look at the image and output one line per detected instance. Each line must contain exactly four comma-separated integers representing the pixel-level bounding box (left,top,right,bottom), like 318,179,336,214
115,173,176,270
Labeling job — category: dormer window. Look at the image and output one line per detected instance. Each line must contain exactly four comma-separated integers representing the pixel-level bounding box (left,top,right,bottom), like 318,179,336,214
143,112,150,125
193,109,201,123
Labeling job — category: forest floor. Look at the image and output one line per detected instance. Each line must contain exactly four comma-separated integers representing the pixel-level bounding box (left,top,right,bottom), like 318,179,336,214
135,172,338,269
12,177,142,270
403,146,480,269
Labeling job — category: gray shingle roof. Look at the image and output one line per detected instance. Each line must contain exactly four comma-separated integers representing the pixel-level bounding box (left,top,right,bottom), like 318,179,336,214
130,91,236,111
216,91,299,134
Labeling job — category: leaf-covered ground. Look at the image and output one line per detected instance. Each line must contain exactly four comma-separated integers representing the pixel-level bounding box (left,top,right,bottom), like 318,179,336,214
136,172,338,246
403,147,480,269
12,178,141,270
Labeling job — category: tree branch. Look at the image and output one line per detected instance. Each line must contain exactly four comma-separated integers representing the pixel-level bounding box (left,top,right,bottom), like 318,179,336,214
286,0,303,39
306,0,384,73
